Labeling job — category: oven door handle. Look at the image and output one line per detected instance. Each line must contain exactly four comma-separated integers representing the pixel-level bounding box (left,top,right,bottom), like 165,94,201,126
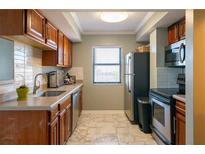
151,98,169,107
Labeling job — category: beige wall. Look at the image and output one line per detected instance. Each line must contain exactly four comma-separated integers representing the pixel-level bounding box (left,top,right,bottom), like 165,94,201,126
150,30,157,88
185,9,205,145
193,10,205,144
72,35,138,110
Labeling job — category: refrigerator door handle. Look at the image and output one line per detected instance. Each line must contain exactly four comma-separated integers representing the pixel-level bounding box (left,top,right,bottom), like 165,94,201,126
128,76,131,93
128,57,132,93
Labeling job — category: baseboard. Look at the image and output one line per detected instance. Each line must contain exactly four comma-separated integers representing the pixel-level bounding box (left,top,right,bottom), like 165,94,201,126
82,110,124,114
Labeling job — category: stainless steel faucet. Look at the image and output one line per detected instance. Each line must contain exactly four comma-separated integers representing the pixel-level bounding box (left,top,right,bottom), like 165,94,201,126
33,73,44,94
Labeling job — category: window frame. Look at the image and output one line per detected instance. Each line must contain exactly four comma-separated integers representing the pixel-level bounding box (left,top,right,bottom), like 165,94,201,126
92,46,122,84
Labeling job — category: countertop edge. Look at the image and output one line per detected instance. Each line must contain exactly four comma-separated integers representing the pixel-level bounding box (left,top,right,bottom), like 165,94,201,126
173,94,185,103
0,83,83,111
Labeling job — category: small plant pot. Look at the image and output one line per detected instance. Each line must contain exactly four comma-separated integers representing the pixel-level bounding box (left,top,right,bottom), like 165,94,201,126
16,86,29,101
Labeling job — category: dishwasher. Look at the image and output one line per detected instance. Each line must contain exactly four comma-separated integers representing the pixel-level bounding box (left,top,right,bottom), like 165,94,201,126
72,90,80,131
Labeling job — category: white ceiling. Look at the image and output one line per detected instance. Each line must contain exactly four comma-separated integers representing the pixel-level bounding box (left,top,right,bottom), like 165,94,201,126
70,12,154,35
40,10,185,42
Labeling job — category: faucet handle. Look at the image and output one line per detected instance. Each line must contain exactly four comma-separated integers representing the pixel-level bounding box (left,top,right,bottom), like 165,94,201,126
37,80,41,87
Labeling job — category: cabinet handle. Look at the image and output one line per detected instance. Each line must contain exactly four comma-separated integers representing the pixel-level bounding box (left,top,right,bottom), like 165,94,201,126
66,104,71,109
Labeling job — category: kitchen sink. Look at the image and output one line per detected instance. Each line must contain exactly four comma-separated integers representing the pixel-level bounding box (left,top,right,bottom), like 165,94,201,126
38,91,66,97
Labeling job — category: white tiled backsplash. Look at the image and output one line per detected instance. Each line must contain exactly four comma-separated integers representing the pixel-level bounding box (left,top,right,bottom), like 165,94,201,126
0,40,60,101
157,67,184,88
14,41,44,91
67,67,84,80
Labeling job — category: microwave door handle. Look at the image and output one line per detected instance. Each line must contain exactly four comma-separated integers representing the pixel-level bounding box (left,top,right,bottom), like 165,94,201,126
179,43,185,62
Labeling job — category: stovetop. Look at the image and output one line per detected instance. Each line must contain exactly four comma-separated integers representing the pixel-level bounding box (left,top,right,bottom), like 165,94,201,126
150,88,182,99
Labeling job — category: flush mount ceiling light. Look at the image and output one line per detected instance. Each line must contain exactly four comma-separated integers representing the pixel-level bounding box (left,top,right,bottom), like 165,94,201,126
100,12,128,23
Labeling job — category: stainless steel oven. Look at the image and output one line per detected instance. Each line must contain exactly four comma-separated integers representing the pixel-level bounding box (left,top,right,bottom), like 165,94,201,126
165,39,185,67
150,89,177,145
151,97,171,143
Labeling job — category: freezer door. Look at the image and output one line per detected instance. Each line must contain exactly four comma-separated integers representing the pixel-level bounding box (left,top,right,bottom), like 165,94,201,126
124,74,134,121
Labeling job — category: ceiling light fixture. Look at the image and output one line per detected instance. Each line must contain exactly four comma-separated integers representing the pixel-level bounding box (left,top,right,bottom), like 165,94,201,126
100,12,128,23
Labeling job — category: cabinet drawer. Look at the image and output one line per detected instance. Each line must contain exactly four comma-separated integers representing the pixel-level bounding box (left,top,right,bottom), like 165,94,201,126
50,105,59,122
59,96,71,111
176,100,185,115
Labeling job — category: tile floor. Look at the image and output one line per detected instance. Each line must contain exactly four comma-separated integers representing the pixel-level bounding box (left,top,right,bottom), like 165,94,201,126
66,111,157,145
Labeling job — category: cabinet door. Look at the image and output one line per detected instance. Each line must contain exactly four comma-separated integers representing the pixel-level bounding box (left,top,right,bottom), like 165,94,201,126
176,112,185,144
168,24,179,45
46,21,58,49
50,117,59,145
178,18,185,40
57,31,64,66
175,100,186,145
65,103,72,140
59,109,67,145
63,36,72,67
26,9,45,42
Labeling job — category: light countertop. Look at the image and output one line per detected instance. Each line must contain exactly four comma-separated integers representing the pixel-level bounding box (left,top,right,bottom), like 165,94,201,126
173,94,185,103
0,81,83,111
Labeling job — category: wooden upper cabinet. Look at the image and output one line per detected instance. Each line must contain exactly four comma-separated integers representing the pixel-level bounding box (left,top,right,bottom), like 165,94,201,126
168,17,185,45
57,31,64,66
178,18,185,40
168,24,179,45
63,36,72,67
46,21,58,49
0,10,25,35
42,34,72,68
26,10,45,42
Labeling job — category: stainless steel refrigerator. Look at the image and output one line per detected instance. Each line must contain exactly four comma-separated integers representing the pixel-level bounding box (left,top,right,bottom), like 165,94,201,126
124,52,150,123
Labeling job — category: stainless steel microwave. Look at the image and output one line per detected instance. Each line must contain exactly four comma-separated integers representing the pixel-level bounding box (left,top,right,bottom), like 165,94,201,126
165,39,185,67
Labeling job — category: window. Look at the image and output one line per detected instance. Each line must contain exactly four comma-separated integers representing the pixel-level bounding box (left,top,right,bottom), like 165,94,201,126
93,47,121,84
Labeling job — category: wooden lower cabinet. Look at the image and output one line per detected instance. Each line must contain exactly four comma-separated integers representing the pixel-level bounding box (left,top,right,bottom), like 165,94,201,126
0,95,73,145
0,111,49,145
59,96,72,144
175,100,186,145
50,116,59,145
59,109,66,145
65,104,72,140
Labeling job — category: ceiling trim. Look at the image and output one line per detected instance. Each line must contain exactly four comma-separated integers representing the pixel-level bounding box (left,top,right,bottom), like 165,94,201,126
135,12,154,33
62,12,82,42
82,31,136,35
70,12,84,33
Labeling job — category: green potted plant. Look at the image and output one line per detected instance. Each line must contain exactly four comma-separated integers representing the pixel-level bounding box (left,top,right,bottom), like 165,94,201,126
16,85,29,101
16,74,29,101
